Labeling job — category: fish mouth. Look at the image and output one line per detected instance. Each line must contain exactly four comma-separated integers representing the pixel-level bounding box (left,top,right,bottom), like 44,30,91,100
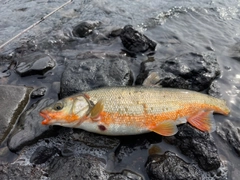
39,111,51,125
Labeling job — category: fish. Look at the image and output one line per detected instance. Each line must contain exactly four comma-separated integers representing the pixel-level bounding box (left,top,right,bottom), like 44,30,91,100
39,87,230,136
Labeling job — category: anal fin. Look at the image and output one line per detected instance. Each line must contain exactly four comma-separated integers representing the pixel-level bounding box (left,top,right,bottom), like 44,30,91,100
187,110,216,132
149,120,178,136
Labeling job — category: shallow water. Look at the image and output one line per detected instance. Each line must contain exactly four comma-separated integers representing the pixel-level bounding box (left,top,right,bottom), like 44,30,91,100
1,0,240,179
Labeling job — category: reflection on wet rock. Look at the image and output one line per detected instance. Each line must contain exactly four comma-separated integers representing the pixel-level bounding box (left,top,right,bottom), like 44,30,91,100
60,54,133,98
0,85,32,143
30,146,59,164
16,52,56,76
146,152,201,179
120,25,157,53
7,98,57,151
136,52,220,91
217,120,240,156
172,124,221,171
72,21,101,38
31,87,47,99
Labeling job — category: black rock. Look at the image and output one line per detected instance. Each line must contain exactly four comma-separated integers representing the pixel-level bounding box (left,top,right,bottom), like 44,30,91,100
136,52,220,91
0,85,32,143
60,54,133,98
146,152,201,180
170,124,221,171
72,129,120,149
0,162,43,180
72,21,101,38
208,81,222,98
31,87,47,98
16,52,56,76
48,155,109,179
30,146,59,164
120,25,157,53
217,120,240,156
109,171,142,180
7,98,57,151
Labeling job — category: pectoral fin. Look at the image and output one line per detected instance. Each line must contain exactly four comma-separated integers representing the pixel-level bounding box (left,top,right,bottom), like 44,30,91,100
149,120,178,136
187,110,216,132
89,100,104,121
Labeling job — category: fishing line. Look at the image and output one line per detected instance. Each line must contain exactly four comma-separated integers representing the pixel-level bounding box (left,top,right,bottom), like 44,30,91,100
0,0,73,50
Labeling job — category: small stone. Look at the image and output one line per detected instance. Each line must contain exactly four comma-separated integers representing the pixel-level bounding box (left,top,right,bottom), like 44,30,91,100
16,52,56,76
31,87,47,98
120,25,157,53
72,21,101,38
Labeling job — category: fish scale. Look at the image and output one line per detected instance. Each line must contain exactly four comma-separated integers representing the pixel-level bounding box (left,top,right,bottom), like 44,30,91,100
85,87,226,115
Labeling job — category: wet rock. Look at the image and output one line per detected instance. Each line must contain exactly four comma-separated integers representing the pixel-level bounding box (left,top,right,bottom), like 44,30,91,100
217,120,240,156
0,85,32,143
0,163,43,180
229,42,240,61
31,87,47,98
72,21,101,38
60,54,133,98
16,52,56,76
120,25,157,53
168,124,221,171
7,98,57,151
208,81,222,98
72,130,120,149
48,155,109,179
109,171,142,180
48,154,142,180
30,146,59,164
109,28,123,37
0,57,11,80
146,152,201,180
136,52,220,91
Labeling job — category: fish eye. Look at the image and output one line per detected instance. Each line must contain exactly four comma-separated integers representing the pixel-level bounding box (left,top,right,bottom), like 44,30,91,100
53,102,64,111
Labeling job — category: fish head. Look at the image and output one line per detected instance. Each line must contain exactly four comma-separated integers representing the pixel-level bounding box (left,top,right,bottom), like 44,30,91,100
40,95,91,127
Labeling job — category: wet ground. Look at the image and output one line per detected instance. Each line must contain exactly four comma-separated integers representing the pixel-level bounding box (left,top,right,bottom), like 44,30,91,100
1,0,240,179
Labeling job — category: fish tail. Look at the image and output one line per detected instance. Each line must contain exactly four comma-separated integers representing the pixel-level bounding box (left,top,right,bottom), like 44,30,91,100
187,110,216,132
